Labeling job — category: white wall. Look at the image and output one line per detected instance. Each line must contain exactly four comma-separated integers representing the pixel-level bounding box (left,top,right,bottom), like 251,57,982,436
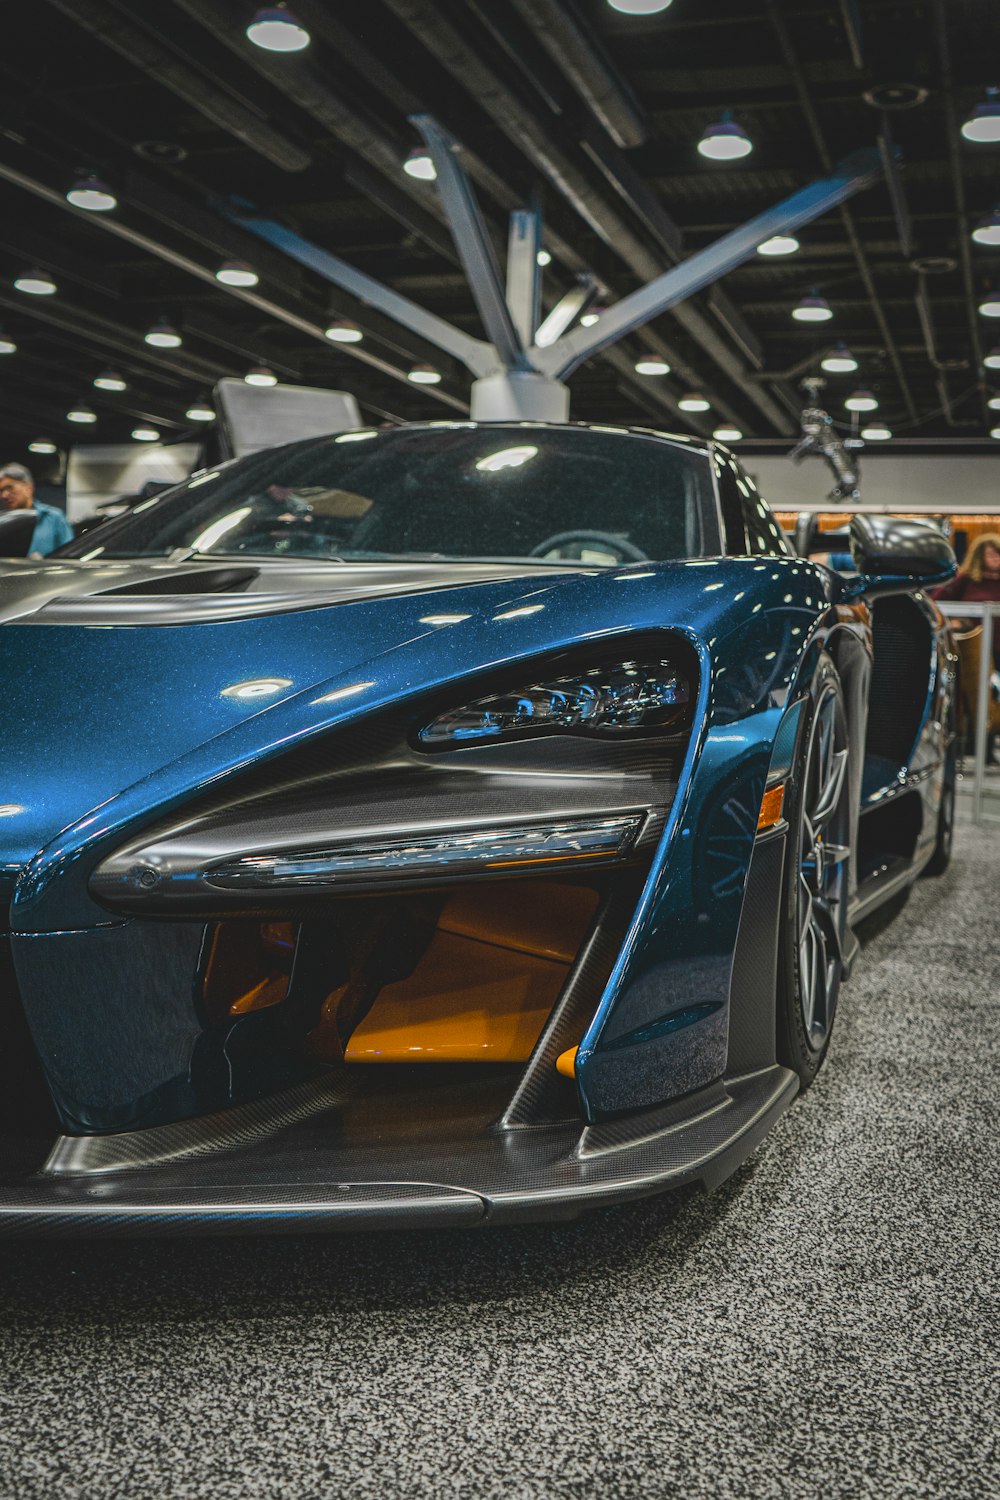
745,453,1000,514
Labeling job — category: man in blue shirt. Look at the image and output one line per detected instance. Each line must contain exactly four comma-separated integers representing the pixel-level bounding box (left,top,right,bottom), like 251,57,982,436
0,462,74,555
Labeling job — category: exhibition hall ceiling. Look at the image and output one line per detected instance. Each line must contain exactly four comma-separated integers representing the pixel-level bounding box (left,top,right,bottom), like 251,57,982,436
0,0,998,460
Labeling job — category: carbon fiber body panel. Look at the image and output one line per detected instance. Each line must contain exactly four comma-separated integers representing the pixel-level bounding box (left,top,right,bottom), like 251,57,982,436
0,1064,796,1236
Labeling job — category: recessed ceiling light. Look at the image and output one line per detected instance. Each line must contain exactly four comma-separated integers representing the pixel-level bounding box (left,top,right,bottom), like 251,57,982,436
246,6,310,52
845,389,878,412
634,356,670,375
93,370,127,392
821,344,859,373
28,440,57,454
792,291,833,322
324,319,364,343
961,88,1000,143
861,424,892,440
186,399,216,422
404,146,436,181
216,260,259,287
66,174,116,212
131,426,160,442
698,112,752,161
67,403,97,424
145,319,182,348
14,268,56,296
407,363,442,384
0,332,16,355
580,308,603,327
988,394,1000,410
991,426,1000,439
979,288,1000,318
536,249,552,267
678,393,711,412
986,347,1000,370
713,426,743,441
244,365,278,386
757,235,799,256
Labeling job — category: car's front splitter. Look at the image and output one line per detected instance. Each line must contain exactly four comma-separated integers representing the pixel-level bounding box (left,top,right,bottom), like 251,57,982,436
0,1063,796,1236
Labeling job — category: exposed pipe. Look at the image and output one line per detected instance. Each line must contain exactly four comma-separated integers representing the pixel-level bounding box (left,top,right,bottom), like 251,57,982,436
933,0,989,428
383,0,793,435
44,0,311,173
0,158,470,414
764,0,918,423
505,0,647,149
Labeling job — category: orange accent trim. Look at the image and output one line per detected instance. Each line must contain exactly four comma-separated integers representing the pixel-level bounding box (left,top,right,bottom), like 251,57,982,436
555,1046,578,1079
757,783,785,832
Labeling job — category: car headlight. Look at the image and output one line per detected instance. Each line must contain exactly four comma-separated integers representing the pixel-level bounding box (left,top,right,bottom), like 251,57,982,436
418,659,690,747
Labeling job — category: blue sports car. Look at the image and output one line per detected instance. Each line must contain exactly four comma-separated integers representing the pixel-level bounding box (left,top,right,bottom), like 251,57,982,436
0,422,956,1233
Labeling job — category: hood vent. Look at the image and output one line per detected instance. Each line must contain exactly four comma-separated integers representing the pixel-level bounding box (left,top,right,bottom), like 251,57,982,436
99,567,259,597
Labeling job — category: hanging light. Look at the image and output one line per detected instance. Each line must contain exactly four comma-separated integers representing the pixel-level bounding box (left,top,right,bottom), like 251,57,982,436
634,356,670,375
216,260,259,287
324,319,363,343
66,403,97,424
678,393,711,412
961,88,1000,143
986,347,1000,370
244,365,278,386
697,111,753,161
66,174,116,212
14,268,56,296
407,363,442,384
0,332,16,355
978,288,1000,318
792,290,832,322
404,146,436,181
845,389,878,412
861,424,892,441
713,426,743,442
186,398,216,422
145,319,182,348
28,440,57,455
246,6,310,52
757,235,799,256
93,370,127,392
536,249,552,267
972,209,1000,247
131,426,161,442
821,344,858,373
607,1,673,13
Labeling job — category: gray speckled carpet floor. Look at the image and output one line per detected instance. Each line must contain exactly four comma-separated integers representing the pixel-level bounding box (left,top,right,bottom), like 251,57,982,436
1,825,998,1500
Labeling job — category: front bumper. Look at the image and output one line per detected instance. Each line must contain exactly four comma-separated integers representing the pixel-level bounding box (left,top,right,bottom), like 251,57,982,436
0,1063,796,1236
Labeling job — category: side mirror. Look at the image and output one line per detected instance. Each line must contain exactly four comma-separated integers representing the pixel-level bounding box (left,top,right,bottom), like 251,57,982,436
846,514,956,597
0,509,38,557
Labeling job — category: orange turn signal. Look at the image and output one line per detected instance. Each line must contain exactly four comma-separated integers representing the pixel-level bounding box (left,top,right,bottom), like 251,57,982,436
555,1046,578,1079
757,783,785,832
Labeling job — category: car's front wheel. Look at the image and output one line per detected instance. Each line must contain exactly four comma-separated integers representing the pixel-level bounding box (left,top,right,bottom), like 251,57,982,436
777,654,852,1088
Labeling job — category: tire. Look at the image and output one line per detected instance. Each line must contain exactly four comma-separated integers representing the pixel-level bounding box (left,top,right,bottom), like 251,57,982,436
923,757,956,877
776,653,852,1089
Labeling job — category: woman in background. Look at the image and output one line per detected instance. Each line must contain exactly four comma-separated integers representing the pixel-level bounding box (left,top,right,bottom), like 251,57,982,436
933,532,1000,764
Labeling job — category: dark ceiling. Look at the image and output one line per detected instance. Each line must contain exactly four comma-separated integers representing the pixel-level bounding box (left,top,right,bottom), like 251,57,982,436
1,0,999,472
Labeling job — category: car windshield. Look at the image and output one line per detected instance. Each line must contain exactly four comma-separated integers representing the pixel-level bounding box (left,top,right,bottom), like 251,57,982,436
62,424,716,565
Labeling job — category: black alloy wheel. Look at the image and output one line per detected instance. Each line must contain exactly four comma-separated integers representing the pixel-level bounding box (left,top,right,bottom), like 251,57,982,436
777,654,852,1087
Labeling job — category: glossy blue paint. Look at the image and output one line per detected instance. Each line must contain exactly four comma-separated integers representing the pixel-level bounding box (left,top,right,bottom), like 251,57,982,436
0,552,834,1129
